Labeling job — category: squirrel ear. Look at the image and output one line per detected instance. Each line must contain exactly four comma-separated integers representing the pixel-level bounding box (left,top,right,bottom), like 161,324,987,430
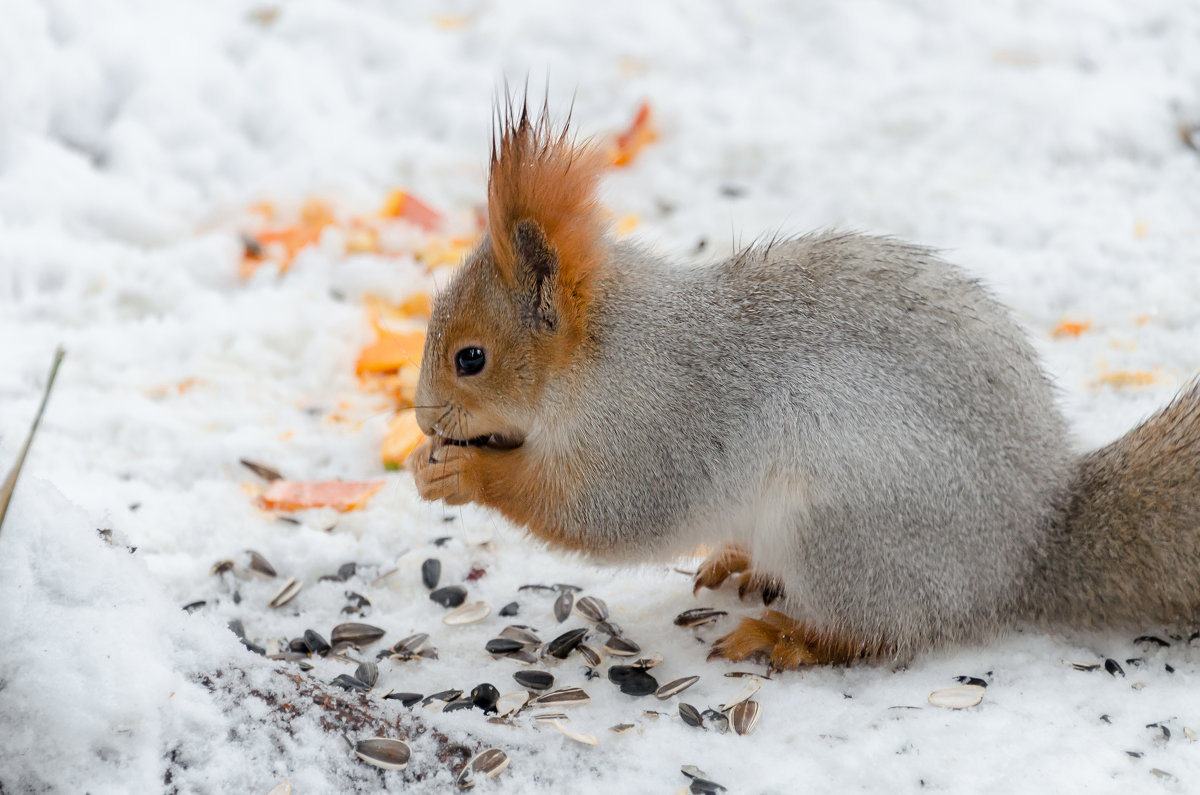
487,99,608,336
511,219,560,332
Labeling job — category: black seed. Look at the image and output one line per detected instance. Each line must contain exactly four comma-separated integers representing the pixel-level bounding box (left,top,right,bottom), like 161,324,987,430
553,591,574,623
241,640,266,656
679,703,703,728
954,676,988,688
500,601,520,616
1104,658,1125,677
471,683,500,712
232,590,241,604
1100,714,1112,724
1125,657,1144,667
1134,635,1170,648
610,668,658,697
430,585,467,608
486,638,525,655
443,698,475,712
330,674,370,693
690,775,728,794
422,559,441,590
513,670,555,691
1126,751,1143,759
182,600,206,613
546,627,587,659
1165,663,1175,673
289,637,309,654
330,623,386,646
384,692,423,707
227,619,246,639
519,584,556,593
674,608,727,628
303,629,331,655
1146,723,1171,741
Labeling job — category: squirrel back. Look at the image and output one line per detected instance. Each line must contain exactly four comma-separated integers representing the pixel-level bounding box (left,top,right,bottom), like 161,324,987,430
410,104,1200,661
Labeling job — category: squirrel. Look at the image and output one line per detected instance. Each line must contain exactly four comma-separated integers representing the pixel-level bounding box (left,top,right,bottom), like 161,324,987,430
407,101,1200,669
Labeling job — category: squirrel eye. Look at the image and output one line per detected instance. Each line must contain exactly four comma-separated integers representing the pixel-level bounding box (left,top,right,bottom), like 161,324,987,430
455,346,486,377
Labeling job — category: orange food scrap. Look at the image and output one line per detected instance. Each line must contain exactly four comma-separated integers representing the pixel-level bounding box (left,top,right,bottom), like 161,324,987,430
610,101,658,167
380,190,444,232
1091,369,1161,390
399,292,433,319
355,329,426,376
1052,320,1091,338
382,409,427,470
257,479,385,512
1135,314,1152,327
415,235,477,269
241,197,337,278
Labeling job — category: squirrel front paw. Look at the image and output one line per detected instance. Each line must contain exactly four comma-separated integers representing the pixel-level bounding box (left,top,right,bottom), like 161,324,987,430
693,544,785,606
407,438,485,505
709,611,872,670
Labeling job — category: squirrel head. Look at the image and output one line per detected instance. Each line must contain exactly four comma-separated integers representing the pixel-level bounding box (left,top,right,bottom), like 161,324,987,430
414,100,609,448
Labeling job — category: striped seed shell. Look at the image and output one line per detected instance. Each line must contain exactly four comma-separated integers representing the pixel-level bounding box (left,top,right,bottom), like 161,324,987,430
610,723,636,734
719,677,762,711
546,627,587,659
577,644,602,667
498,625,541,645
679,702,703,728
268,576,302,608
674,608,727,628
331,622,386,646
354,661,379,688
603,636,640,657
391,632,429,654
456,748,510,789
655,676,700,699
631,653,663,670
575,596,609,622
443,601,491,625
247,550,277,577
730,700,761,736
533,711,569,722
534,687,590,707
354,737,411,770
495,690,530,717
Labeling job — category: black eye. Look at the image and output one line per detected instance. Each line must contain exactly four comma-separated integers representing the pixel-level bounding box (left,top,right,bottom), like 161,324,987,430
455,347,486,376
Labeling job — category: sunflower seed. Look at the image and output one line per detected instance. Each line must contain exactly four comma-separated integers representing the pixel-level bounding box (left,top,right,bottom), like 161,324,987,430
546,628,587,659
595,621,623,637
268,577,302,608
534,711,569,723
534,687,590,707
604,636,640,657
430,585,467,608
354,662,379,688
354,737,411,770
422,689,463,709
719,677,762,711
456,747,510,789
485,638,524,656
444,698,475,712
422,558,441,590
519,584,556,593
288,637,309,653
498,626,541,645
679,703,703,728
551,719,597,745
674,608,727,628
513,670,555,691
686,771,728,794
610,723,636,734
496,690,530,717
953,676,988,688
1063,660,1100,672
383,692,423,707
331,622,386,646
577,644,602,667
575,596,609,622
500,601,520,616
210,559,234,576
655,676,700,699
553,591,574,623
471,683,500,712
554,583,582,593
331,674,370,693
927,684,985,709
391,633,429,655
248,550,277,578
729,700,761,735
182,600,206,613
631,653,663,670
1105,658,1125,677
444,601,491,625
240,459,283,482
303,629,331,655
1134,635,1170,648
609,666,658,697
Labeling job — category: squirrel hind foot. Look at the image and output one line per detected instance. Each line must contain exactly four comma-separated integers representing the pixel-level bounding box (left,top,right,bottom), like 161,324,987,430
709,611,875,670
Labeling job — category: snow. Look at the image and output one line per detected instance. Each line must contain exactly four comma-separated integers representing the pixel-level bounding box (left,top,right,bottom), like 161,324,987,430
3,0,1200,792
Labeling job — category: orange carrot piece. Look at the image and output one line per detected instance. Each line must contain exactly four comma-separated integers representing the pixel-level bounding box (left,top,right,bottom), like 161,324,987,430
610,101,658,167
355,330,426,375
257,479,385,512
1052,320,1091,338
380,190,443,232
382,409,427,470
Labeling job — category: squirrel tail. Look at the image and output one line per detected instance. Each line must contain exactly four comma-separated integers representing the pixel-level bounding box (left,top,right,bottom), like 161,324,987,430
1027,380,1200,629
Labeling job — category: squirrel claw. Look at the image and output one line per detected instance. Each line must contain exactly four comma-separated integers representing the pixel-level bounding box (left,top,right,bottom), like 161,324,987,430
709,611,870,669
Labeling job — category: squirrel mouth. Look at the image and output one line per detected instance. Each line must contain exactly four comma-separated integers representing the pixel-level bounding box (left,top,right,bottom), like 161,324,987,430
440,432,524,451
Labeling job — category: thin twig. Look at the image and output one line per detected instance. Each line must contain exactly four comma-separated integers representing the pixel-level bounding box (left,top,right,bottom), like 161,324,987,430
0,347,66,534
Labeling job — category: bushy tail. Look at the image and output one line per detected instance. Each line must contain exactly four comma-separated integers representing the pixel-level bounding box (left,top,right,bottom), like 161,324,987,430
1028,381,1200,629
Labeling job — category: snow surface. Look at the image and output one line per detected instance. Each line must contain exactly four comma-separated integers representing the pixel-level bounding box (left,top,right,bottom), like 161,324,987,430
3,0,1200,792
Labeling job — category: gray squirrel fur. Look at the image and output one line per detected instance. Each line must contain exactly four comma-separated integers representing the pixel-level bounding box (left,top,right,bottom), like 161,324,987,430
412,118,1200,662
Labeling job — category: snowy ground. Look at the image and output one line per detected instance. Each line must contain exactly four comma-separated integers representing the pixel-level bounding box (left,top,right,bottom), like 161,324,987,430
3,1,1200,792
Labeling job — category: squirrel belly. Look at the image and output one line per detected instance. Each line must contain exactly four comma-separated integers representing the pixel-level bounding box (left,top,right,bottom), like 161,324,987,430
409,104,1200,664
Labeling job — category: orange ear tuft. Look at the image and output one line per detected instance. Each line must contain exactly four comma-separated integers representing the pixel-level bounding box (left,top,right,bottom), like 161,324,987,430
488,100,609,316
